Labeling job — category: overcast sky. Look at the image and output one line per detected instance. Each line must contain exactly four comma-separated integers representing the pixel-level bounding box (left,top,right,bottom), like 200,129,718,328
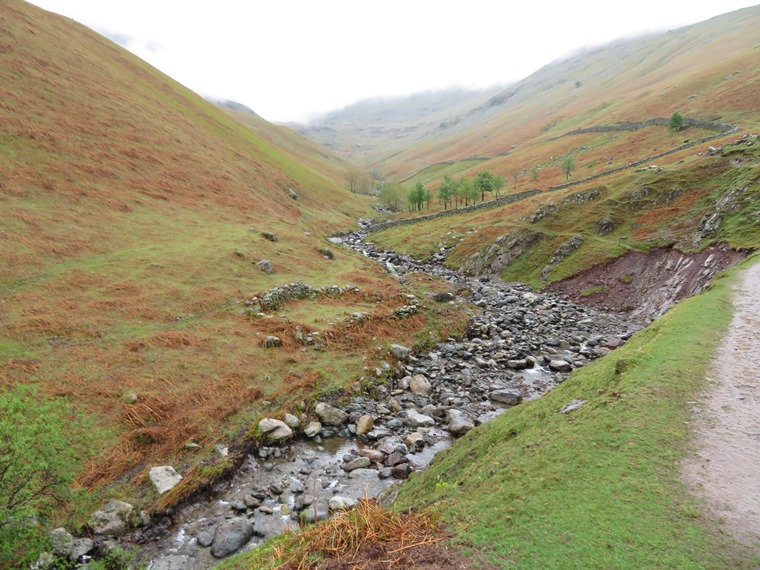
28,1,760,123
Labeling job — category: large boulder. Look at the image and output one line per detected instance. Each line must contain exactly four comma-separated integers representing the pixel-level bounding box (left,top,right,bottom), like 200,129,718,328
89,500,134,537
315,402,348,426
149,466,183,494
211,517,254,558
258,418,293,443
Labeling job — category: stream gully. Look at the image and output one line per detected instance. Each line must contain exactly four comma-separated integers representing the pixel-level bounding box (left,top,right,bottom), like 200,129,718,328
136,219,639,569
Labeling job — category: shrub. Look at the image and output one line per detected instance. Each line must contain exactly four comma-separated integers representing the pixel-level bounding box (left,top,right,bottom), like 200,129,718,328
0,384,95,566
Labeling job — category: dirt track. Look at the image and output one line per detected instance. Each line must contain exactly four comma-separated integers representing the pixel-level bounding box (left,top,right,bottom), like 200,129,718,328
683,258,760,548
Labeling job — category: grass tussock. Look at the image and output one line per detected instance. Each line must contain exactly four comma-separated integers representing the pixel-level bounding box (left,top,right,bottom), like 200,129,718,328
219,499,478,570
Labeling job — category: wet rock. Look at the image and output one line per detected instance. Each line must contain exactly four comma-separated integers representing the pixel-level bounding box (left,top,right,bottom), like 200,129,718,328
348,468,380,480
404,409,435,428
490,389,522,406
343,456,371,472
150,555,202,570
448,410,475,436
385,452,408,467
392,464,413,479
405,432,425,451
300,504,330,524
258,418,293,442
89,500,134,537
211,517,254,558
356,414,374,435
329,496,356,511
359,448,385,463
315,402,348,426
303,421,322,438
197,530,214,547
548,360,573,373
409,374,432,396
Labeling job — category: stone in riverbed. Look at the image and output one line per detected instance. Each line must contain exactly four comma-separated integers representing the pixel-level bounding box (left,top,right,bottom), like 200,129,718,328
304,421,322,437
448,410,475,436
343,456,371,472
197,530,214,547
315,402,348,426
211,517,254,558
490,389,522,406
356,414,374,435
328,496,356,511
548,360,573,373
409,374,432,396
404,409,436,427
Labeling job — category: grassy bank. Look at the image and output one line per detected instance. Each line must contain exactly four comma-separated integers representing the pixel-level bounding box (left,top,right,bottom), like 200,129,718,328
394,255,760,568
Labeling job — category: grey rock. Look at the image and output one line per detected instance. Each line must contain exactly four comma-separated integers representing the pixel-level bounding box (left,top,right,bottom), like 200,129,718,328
315,402,348,426
409,374,432,396
490,389,522,406
261,231,278,242
303,421,322,437
328,496,356,511
149,555,202,570
389,344,411,361
256,259,274,273
149,466,183,494
548,360,573,373
356,414,374,435
257,418,293,442
211,517,254,558
89,500,134,537
264,335,281,348
348,468,380,480
343,456,371,471
404,409,435,427
448,410,475,436
69,538,94,561
283,413,301,429
49,527,74,558
289,188,298,200
197,530,214,547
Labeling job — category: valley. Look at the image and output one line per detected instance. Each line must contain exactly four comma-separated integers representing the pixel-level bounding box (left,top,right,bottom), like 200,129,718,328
1,1,759,568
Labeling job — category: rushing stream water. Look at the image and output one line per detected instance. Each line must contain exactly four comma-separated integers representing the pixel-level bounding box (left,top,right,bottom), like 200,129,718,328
134,219,639,569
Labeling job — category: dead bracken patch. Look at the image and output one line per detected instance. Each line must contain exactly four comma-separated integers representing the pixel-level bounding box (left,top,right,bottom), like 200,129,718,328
272,499,479,570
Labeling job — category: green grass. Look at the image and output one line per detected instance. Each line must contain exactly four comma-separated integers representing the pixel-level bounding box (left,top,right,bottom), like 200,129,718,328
395,256,760,569
579,284,610,297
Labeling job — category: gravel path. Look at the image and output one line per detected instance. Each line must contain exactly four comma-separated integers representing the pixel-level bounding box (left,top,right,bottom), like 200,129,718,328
683,259,760,548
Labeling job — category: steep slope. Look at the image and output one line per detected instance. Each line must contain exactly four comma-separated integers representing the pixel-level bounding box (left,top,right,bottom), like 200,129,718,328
293,87,502,165
303,6,760,186
0,0,458,519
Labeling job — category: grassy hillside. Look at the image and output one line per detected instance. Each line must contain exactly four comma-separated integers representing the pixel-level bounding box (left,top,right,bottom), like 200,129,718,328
0,0,466,531
304,6,760,188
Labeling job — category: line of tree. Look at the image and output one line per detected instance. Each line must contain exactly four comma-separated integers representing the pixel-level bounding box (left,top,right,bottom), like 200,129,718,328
378,170,506,212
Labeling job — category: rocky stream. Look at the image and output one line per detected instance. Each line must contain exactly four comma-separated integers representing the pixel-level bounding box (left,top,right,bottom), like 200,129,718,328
62,220,641,569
